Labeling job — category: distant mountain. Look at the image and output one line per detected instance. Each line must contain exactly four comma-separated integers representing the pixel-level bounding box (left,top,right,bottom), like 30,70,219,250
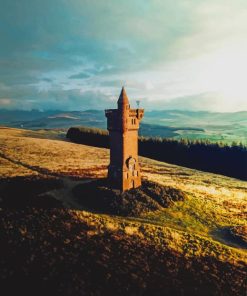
0,109,59,123
144,110,247,127
0,109,246,143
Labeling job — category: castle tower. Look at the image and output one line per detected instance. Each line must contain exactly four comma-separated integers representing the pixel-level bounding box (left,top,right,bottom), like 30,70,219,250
105,87,144,191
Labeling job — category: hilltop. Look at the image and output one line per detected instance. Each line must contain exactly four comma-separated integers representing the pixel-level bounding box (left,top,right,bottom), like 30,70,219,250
0,127,246,295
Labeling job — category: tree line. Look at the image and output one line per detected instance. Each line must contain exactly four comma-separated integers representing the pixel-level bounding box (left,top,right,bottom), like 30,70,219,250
66,126,247,181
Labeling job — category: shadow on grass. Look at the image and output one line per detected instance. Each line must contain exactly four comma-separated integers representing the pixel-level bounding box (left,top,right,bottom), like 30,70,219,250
0,175,186,218
0,175,65,209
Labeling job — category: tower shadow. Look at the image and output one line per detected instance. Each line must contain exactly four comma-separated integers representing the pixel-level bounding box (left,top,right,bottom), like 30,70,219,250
0,175,186,218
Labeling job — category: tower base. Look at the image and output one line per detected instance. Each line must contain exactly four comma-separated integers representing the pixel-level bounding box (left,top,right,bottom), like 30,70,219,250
107,165,142,192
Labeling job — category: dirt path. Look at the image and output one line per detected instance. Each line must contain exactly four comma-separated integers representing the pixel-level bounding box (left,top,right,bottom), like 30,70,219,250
38,177,95,209
211,228,247,250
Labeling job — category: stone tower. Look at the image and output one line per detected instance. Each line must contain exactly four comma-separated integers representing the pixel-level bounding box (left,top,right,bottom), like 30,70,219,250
105,87,144,192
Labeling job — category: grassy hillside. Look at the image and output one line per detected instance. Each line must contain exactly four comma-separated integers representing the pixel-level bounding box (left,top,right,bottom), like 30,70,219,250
0,127,246,295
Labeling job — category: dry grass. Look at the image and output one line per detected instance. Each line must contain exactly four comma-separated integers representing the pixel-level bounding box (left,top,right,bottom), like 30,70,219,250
1,208,246,295
0,127,246,239
0,126,246,295
0,127,109,178
141,157,247,238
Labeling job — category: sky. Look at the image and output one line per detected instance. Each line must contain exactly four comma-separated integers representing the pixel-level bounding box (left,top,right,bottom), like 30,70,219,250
0,0,247,112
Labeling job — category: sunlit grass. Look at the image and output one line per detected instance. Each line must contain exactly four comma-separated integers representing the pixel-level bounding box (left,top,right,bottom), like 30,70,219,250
0,126,246,258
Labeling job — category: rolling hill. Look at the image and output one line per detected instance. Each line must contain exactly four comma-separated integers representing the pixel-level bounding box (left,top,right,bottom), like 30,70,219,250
0,127,246,295
0,109,246,143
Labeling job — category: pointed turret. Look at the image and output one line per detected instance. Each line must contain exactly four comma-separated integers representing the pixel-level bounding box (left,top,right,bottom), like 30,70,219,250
117,87,129,110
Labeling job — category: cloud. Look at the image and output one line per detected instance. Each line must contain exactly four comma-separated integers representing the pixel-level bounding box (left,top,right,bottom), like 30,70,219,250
0,98,12,107
42,78,53,82
0,86,114,111
158,93,225,112
0,0,247,111
128,92,247,113
69,72,91,79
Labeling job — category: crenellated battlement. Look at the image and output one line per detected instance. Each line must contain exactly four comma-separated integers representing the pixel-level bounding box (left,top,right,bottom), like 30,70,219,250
105,108,144,131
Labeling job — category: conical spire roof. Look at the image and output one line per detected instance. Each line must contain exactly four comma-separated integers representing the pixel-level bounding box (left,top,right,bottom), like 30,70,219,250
117,87,129,107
